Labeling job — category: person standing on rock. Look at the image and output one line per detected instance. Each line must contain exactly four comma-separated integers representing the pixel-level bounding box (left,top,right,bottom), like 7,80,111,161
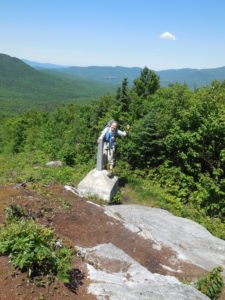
97,121,130,178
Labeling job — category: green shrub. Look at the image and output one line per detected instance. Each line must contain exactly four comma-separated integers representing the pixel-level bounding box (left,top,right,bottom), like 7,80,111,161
194,266,224,299
5,204,27,222
0,213,73,282
111,190,122,205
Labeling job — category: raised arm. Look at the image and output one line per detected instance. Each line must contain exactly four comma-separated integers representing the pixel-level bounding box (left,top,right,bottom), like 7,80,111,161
117,129,127,137
117,124,130,137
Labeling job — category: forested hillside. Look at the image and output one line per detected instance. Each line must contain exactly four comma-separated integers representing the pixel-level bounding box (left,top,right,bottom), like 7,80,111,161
159,67,225,88
0,54,116,117
45,66,142,85
24,58,225,88
0,67,224,240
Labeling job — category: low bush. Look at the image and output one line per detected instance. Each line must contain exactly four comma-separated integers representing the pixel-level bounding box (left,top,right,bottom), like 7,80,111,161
5,204,27,222
111,189,122,205
0,206,73,282
194,266,224,299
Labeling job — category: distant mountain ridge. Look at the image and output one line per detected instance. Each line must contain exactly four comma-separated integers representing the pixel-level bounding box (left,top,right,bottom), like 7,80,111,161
22,59,66,70
50,66,142,85
0,54,116,116
158,66,225,88
1,53,225,117
23,59,225,88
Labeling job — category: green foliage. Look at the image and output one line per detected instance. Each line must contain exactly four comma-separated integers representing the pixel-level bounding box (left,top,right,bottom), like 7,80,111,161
194,266,224,299
0,207,73,282
128,110,164,168
0,151,92,187
5,204,27,222
116,78,130,112
128,82,225,225
133,67,160,97
111,190,122,205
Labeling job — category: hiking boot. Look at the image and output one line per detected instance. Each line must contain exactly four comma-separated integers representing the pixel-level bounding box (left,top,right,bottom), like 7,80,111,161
107,171,114,178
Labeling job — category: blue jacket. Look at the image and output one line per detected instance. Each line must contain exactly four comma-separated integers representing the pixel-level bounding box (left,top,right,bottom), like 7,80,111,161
99,127,127,149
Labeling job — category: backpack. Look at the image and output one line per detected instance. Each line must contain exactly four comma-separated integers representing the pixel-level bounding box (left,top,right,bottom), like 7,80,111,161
104,120,117,129
104,120,118,146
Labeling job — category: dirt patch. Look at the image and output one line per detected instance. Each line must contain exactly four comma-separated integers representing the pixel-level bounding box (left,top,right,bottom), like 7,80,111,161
0,185,22,221
0,254,96,300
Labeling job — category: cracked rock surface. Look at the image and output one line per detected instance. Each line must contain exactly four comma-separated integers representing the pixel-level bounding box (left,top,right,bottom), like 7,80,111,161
104,205,225,273
77,243,209,300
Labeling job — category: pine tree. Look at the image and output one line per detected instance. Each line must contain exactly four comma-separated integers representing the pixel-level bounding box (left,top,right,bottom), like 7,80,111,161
116,78,130,112
134,67,160,97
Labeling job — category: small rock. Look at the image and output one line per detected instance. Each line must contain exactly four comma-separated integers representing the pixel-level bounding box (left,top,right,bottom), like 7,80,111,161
55,240,63,248
16,181,26,188
46,161,62,168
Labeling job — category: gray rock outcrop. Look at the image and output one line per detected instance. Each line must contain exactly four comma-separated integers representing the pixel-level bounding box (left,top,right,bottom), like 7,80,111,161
104,205,225,273
77,243,209,300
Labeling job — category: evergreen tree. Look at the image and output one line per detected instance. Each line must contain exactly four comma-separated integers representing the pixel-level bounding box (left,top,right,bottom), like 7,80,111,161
116,87,121,102
134,67,160,97
115,78,130,112
120,78,129,111
147,71,160,95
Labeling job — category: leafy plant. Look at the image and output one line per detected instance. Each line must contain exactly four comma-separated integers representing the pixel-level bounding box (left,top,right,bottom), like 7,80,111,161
0,212,73,282
5,204,27,222
194,266,224,299
111,190,122,205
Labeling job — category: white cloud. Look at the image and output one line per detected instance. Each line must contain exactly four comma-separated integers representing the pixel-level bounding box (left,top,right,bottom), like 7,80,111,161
160,32,176,41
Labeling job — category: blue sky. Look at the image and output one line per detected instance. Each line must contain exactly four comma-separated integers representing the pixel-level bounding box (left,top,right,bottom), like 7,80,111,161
0,0,224,70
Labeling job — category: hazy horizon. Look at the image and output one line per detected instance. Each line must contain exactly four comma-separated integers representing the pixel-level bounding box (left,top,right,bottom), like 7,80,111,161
17,55,225,71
